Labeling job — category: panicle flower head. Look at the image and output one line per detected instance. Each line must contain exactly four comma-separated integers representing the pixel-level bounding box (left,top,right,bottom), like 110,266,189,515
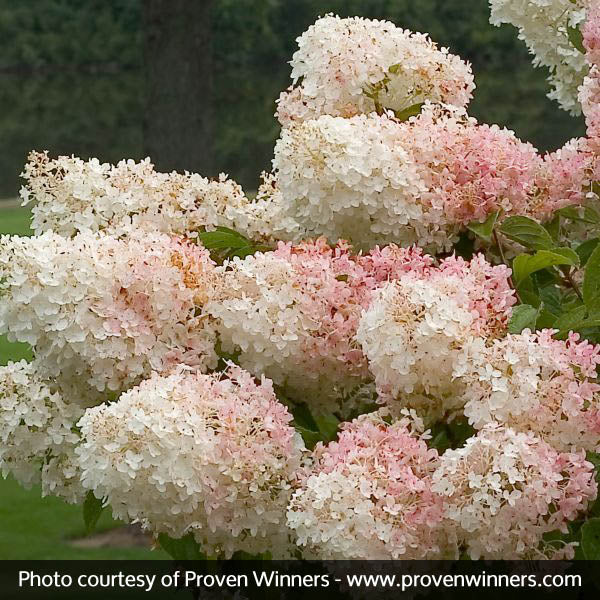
405,104,542,226
357,254,516,422
580,66,600,142
76,366,305,558
20,151,287,241
272,112,430,251
287,412,454,559
208,239,432,415
530,137,599,221
583,0,600,66
432,423,597,559
0,230,220,395
488,0,589,114
276,15,474,126
0,360,85,503
460,330,600,452
273,105,542,252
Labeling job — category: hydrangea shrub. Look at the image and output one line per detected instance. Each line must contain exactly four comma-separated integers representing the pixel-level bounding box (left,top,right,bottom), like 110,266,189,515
2,2,600,560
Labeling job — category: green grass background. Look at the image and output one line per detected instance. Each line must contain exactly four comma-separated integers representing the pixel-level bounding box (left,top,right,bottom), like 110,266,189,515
0,202,167,559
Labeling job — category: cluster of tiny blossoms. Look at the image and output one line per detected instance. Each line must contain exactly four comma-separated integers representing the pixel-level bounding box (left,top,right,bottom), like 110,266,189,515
208,239,432,415
287,413,452,559
581,2,600,144
0,230,220,396
273,104,544,251
76,367,305,558
20,151,293,242
357,254,516,423
276,14,474,126
460,331,600,452
488,0,589,114
0,360,84,503
432,424,596,559
1,7,600,562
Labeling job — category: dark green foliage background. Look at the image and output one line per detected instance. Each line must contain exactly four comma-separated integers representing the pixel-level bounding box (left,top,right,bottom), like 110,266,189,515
0,0,585,198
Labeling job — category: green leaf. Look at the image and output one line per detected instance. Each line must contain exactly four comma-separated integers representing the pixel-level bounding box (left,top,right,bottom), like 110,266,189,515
467,210,500,243
158,533,205,560
508,304,539,334
567,25,586,54
535,309,557,329
498,216,553,250
544,215,561,241
393,102,424,122
581,519,600,560
557,205,600,224
83,491,104,534
554,305,587,332
314,414,339,442
583,243,600,307
587,452,600,481
539,285,561,315
294,424,321,449
576,238,600,266
197,227,250,250
512,248,578,285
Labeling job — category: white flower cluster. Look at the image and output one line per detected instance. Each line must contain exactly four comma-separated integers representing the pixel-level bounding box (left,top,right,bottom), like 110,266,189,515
0,360,84,503
461,331,600,452
272,112,431,251
272,103,542,252
488,0,588,114
0,231,219,396
357,255,516,423
76,367,306,558
276,14,474,126
20,151,292,242
432,424,596,559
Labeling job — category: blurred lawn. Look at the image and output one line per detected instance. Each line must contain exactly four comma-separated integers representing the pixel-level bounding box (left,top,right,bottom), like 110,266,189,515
0,202,167,559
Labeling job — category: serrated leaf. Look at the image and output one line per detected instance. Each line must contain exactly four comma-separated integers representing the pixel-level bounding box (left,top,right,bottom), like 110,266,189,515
539,285,561,315
499,216,553,250
567,24,586,54
557,205,600,224
512,248,578,285
576,238,600,266
467,210,500,243
544,215,561,241
393,102,424,122
83,491,104,534
583,243,600,307
554,304,587,332
508,304,539,334
581,518,600,560
158,533,205,560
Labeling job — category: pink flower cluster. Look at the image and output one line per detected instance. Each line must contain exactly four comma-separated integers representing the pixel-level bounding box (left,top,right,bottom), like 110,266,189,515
287,413,451,559
209,239,433,415
402,105,542,226
432,424,596,559
462,330,600,452
583,1,600,67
